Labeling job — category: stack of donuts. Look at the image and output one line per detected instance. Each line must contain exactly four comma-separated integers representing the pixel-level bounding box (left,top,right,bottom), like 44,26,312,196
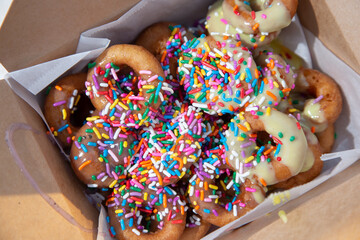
44,0,343,239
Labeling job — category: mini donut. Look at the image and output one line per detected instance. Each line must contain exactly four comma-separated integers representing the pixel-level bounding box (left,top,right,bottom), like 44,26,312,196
224,109,308,186
128,102,205,187
295,68,342,131
222,0,298,34
206,0,280,48
106,183,186,240
315,123,335,153
270,127,323,189
188,152,266,227
180,35,258,115
135,22,177,61
70,122,137,188
44,73,94,151
86,44,166,128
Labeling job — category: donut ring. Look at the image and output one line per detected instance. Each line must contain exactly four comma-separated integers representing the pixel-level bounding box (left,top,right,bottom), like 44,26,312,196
270,128,323,189
180,35,258,115
315,123,335,153
295,69,342,128
206,0,280,48
188,155,266,227
44,73,94,151
129,102,205,187
222,0,298,34
107,184,186,240
70,123,137,188
224,109,308,185
135,22,177,61
87,44,166,128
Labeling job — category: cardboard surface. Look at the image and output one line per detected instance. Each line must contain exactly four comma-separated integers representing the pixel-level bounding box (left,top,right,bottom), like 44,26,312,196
298,0,360,74
1,0,360,240
0,81,99,239
0,0,140,72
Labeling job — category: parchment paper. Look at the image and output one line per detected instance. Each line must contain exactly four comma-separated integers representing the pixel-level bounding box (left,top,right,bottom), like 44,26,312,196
4,0,360,239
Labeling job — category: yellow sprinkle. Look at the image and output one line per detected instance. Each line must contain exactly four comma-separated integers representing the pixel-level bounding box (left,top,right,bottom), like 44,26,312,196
245,156,255,163
201,69,206,76
209,184,218,190
118,101,129,110
174,129,178,136
260,35,266,42
119,185,126,192
215,198,219,204
194,92,201,99
86,116,99,122
244,122,251,131
204,42,211,52
288,108,299,113
179,171,186,179
139,177,147,183
110,116,115,121
189,59,194,64
220,180,226,191
179,57,183,67
189,155,197,160
237,137,245,141
124,141,128,148
87,86,92,91
110,98,119,109
195,142,201,149
240,72,246,81
142,85,155,89
109,180,117,188
102,133,110,139
161,149,167,154
140,170,148,175
171,28,177,36
144,192,148,201
62,109,67,120
53,131,58,137
115,209,123,214
183,157,187,165
238,112,245,120
266,107,271,116
278,210,288,223
93,127,101,139
185,140,192,145
74,95,81,106
138,119,145,126
98,157,104,163
273,81,279,88
272,195,281,205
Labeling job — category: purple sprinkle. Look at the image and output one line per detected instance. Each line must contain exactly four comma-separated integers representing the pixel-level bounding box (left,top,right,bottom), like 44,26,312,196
53,100,66,107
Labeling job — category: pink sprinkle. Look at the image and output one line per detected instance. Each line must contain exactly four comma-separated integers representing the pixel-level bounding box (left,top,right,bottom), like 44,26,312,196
313,95,324,104
105,63,111,69
245,187,257,192
146,74,159,82
139,70,152,75
111,68,118,80
53,100,66,107
220,18,228,24
261,14,267,19
247,57,252,68
239,202,246,207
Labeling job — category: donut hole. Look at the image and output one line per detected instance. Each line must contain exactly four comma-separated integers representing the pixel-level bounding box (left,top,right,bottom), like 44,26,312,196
256,131,275,147
69,93,95,127
113,65,140,95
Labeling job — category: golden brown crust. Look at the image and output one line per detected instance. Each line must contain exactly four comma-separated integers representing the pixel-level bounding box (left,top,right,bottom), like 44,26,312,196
44,73,90,151
316,124,335,153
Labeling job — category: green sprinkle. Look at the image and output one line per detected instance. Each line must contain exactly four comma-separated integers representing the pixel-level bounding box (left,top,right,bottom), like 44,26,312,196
148,94,154,104
197,92,206,101
130,186,142,192
152,134,166,139
279,90,284,98
45,86,51,95
257,111,264,116
88,62,96,69
250,38,256,43
289,136,295,141
278,132,283,138
85,129,94,133
104,68,110,78
110,63,119,69
77,136,82,142
91,175,96,180
183,52,192,58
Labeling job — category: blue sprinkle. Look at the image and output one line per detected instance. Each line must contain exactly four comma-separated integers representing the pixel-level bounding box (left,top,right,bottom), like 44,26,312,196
257,146,265,155
228,203,233,211
236,90,241,98
259,80,264,94
158,76,164,81
162,161,169,168
129,218,133,228
106,216,110,223
57,124,69,133
168,161,177,169
74,156,78,160
174,169,181,176
159,193,163,204
164,186,173,195
121,199,127,206
104,141,114,144
233,98,242,104
274,144,281,156
203,209,211,214
110,226,116,236
221,93,232,102
80,144,88,153
167,169,176,176
245,68,252,80
109,108,116,117
103,149,108,157
120,219,125,230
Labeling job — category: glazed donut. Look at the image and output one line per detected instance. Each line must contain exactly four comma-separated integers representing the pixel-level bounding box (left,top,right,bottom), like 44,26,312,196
222,0,298,34
107,183,186,240
206,0,280,48
180,35,258,115
44,73,94,151
86,44,166,128
188,152,266,227
295,69,342,131
128,102,205,187
70,122,137,188
224,109,308,185
270,127,323,189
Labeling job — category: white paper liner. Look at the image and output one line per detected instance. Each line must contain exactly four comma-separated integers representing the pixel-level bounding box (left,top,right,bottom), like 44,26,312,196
4,0,360,239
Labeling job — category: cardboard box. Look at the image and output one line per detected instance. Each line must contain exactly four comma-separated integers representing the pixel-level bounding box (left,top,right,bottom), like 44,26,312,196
0,0,359,239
